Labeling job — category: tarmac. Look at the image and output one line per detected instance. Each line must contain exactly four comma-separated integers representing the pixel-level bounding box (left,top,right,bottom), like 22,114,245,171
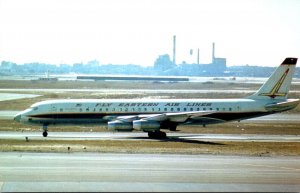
0,152,299,192
1,131,300,142
0,93,40,102
1,87,299,192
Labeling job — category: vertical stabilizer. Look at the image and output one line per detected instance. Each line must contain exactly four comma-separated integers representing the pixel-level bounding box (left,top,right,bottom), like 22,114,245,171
248,58,297,100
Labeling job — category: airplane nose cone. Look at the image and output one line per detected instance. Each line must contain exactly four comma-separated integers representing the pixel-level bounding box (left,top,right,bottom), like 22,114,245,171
14,114,22,122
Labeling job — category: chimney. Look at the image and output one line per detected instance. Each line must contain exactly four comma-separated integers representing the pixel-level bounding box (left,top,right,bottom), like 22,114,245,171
173,35,176,65
197,48,200,64
212,42,215,63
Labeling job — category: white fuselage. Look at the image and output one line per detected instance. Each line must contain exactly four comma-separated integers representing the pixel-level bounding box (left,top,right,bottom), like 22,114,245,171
14,98,282,127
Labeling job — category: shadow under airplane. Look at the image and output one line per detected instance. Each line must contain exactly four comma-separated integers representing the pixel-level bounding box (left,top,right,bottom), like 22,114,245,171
125,134,225,145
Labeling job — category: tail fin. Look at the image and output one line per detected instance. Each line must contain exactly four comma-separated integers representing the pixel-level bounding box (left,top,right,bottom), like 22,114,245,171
248,57,297,100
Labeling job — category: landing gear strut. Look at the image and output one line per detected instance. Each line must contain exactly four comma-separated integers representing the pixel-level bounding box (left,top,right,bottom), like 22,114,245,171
42,124,48,137
148,131,167,139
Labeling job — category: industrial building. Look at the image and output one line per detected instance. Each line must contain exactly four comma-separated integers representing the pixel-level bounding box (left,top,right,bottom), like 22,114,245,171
154,36,227,76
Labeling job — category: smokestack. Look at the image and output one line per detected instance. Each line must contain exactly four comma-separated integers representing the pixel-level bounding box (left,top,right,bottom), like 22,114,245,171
197,48,200,64
173,35,176,65
212,42,215,63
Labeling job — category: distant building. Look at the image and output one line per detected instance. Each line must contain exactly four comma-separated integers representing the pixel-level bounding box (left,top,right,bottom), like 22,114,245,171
163,43,227,76
153,40,227,76
154,54,176,71
1,61,17,69
212,57,227,72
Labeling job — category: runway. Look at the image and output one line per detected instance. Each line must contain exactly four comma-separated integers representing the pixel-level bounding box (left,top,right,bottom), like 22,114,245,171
0,111,19,120
1,131,300,142
0,152,299,192
0,93,40,102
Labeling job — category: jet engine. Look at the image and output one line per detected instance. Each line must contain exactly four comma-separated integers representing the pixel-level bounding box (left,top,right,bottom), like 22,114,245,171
133,120,160,132
107,120,133,131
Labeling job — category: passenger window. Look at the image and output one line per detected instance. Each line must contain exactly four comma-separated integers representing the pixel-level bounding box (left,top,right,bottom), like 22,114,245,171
144,108,147,111
197,108,200,111
203,108,206,111
190,108,193,111
229,108,232,111
80,108,82,112
216,108,219,111
177,108,180,111
171,108,174,111
60,108,63,112
210,108,213,110
164,108,168,112
184,108,187,111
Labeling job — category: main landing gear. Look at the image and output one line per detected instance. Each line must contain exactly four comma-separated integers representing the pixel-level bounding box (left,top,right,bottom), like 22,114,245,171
148,131,167,139
42,124,48,137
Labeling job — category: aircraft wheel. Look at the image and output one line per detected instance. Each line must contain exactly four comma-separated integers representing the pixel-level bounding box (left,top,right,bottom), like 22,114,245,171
169,124,177,131
159,131,167,138
42,131,48,137
148,131,153,138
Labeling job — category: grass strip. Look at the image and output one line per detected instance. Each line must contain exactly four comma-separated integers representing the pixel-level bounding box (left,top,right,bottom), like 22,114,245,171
1,138,299,156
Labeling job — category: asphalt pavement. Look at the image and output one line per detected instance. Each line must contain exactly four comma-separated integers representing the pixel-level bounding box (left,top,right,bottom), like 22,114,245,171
0,152,299,192
1,131,300,142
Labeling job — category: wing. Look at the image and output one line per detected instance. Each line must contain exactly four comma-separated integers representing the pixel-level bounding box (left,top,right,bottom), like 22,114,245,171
115,111,217,123
108,111,226,132
143,111,216,122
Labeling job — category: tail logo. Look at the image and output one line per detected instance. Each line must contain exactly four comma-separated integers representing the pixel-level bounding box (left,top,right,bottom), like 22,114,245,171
259,68,289,98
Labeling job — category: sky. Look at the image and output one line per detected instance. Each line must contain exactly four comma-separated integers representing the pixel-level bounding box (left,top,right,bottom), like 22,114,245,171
0,0,300,67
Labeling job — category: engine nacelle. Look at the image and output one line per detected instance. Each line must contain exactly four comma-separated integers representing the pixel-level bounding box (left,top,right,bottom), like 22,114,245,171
133,120,160,132
107,120,133,131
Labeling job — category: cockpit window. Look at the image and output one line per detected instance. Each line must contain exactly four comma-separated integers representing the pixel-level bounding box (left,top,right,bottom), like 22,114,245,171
33,107,38,110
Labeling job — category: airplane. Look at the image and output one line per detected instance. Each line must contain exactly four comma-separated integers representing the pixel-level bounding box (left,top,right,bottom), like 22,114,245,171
14,58,299,139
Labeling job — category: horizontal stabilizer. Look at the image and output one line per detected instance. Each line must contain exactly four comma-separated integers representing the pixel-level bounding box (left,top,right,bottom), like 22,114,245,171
265,99,300,111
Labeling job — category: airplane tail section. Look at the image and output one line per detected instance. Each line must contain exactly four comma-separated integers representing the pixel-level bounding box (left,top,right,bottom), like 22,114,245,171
248,58,298,100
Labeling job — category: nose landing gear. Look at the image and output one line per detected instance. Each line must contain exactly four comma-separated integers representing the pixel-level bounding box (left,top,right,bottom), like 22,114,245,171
42,124,48,137
42,131,48,137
